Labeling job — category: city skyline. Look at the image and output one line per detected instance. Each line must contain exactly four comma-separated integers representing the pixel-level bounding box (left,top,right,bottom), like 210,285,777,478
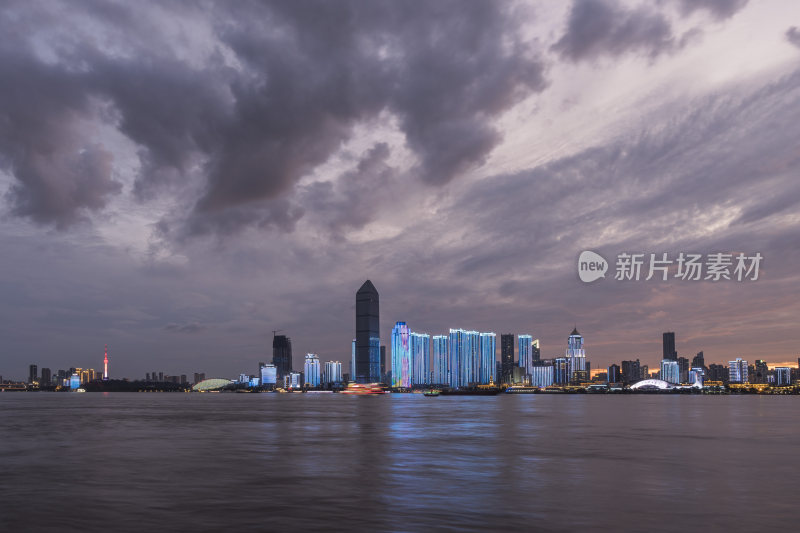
2,2,800,379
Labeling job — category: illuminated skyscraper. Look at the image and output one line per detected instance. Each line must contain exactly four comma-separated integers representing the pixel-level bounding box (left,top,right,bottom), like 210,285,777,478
272,334,293,379
661,359,680,384
501,334,515,384
774,367,791,386
410,332,430,386
323,361,343,386
304,354,321,387
518,335,532,373
479,333,496,383
351,339,356,381
663,332,677,361
530,364,554,388
566,328,587,383
432,335,448,385
391,322,411,388
554,358,569,384
607,364,621,383
355,280,380,383
729,358,748,384
448,329,479,387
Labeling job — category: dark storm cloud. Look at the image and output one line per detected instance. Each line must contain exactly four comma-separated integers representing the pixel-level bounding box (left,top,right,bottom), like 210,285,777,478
787,27,800,48
552,0,676,61
0,0,546,233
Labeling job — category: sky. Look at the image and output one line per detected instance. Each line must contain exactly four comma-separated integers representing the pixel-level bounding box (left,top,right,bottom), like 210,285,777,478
2,0,800,380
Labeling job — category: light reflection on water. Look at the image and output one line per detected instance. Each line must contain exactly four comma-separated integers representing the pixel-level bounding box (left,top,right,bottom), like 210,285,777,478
1,393,797,531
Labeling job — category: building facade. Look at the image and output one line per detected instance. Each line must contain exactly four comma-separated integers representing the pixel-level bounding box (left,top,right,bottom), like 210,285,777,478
355,280,381,383
304,354,321,387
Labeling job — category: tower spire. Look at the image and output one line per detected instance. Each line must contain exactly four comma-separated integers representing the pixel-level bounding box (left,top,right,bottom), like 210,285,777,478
103,344,109,380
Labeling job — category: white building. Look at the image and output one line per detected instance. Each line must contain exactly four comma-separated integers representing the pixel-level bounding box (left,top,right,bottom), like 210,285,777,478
304,354,321,387
660,359,680,384
729,358,748,384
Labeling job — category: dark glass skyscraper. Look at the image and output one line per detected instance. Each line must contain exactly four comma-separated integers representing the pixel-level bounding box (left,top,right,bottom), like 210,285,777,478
272,334,293,379
28,364,37,384
500,334,515,383
662,331,677,360
355,280,380,383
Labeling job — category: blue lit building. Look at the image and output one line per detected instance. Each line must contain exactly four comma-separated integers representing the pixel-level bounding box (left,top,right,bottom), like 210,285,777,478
448,329,479,387
432,335,448,385
410,332,430,386
554,358,569,384
729,358,748,384
391,322,411,388
69,373,81,389
304,354,321,387
566,328,587,383
259,363,277,386
660,359,680,384
774,367,791,386
530,365,554,388
518,334,532,374
479,333,496,383
323,361,343,386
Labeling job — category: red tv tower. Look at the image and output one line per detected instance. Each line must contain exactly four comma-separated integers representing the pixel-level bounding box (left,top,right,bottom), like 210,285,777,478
104,344,109,380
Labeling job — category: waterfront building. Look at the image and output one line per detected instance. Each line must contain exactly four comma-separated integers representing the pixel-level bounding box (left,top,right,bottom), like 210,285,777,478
272,334,293,379
707,363,728,383
621,359,641,384
304,354,321,387
691,351,705,369
323,361,343,386
432,335,448,385
40,368,51,386
663,331,677,360
566,328,587,383
380,345,386,382
355,280,381,383
410,332,431,386
607,364,621,383
391,322,411,388
69,373,80,389
518,335,532,374
351,339,356,380
285,372,302,389
260,363,277,386
530,364,554,388
661,359,680,384
752,360,769,384
448,329,480,387
501,334,515,384
774,367,791,386
28,364,37,384
478,333,496,383
554,357,569,384
729,358,749,384
677,357,689,383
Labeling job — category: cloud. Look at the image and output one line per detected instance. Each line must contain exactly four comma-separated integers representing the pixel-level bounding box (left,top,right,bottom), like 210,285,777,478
787,26,800,48
674,0,749,20
0,0,547,235
164,322,207,334
552,0,676,61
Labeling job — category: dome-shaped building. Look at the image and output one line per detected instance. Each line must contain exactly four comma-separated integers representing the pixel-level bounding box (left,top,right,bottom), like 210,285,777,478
192,378,232,391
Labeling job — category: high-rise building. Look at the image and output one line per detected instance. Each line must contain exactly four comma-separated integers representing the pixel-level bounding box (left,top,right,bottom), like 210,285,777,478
707,363,727,383
566,328,587,383
40,368,51,386
532,339,541,362
752,360,769,384
355,280,380,383
663,332,677,361
479,333,496,383
432,335,448,385
323,361,343,386
285,372,301,389
688,367,705,386
69,373,80,389
501,334,515,384
774,367,791,386
661,359,680,384
691,351,705,369
391,322,411,388
621,359,641,384
554,358,569,384
448,329,480,388
272,334,293,379
304,354,321,387
351,339,356,380
607,364,621,383
518,335,532,374
677,357,689,383
28,364,37,384
259,363,276,387
410,332,430,386
729,358,749,384
193,372,205,384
